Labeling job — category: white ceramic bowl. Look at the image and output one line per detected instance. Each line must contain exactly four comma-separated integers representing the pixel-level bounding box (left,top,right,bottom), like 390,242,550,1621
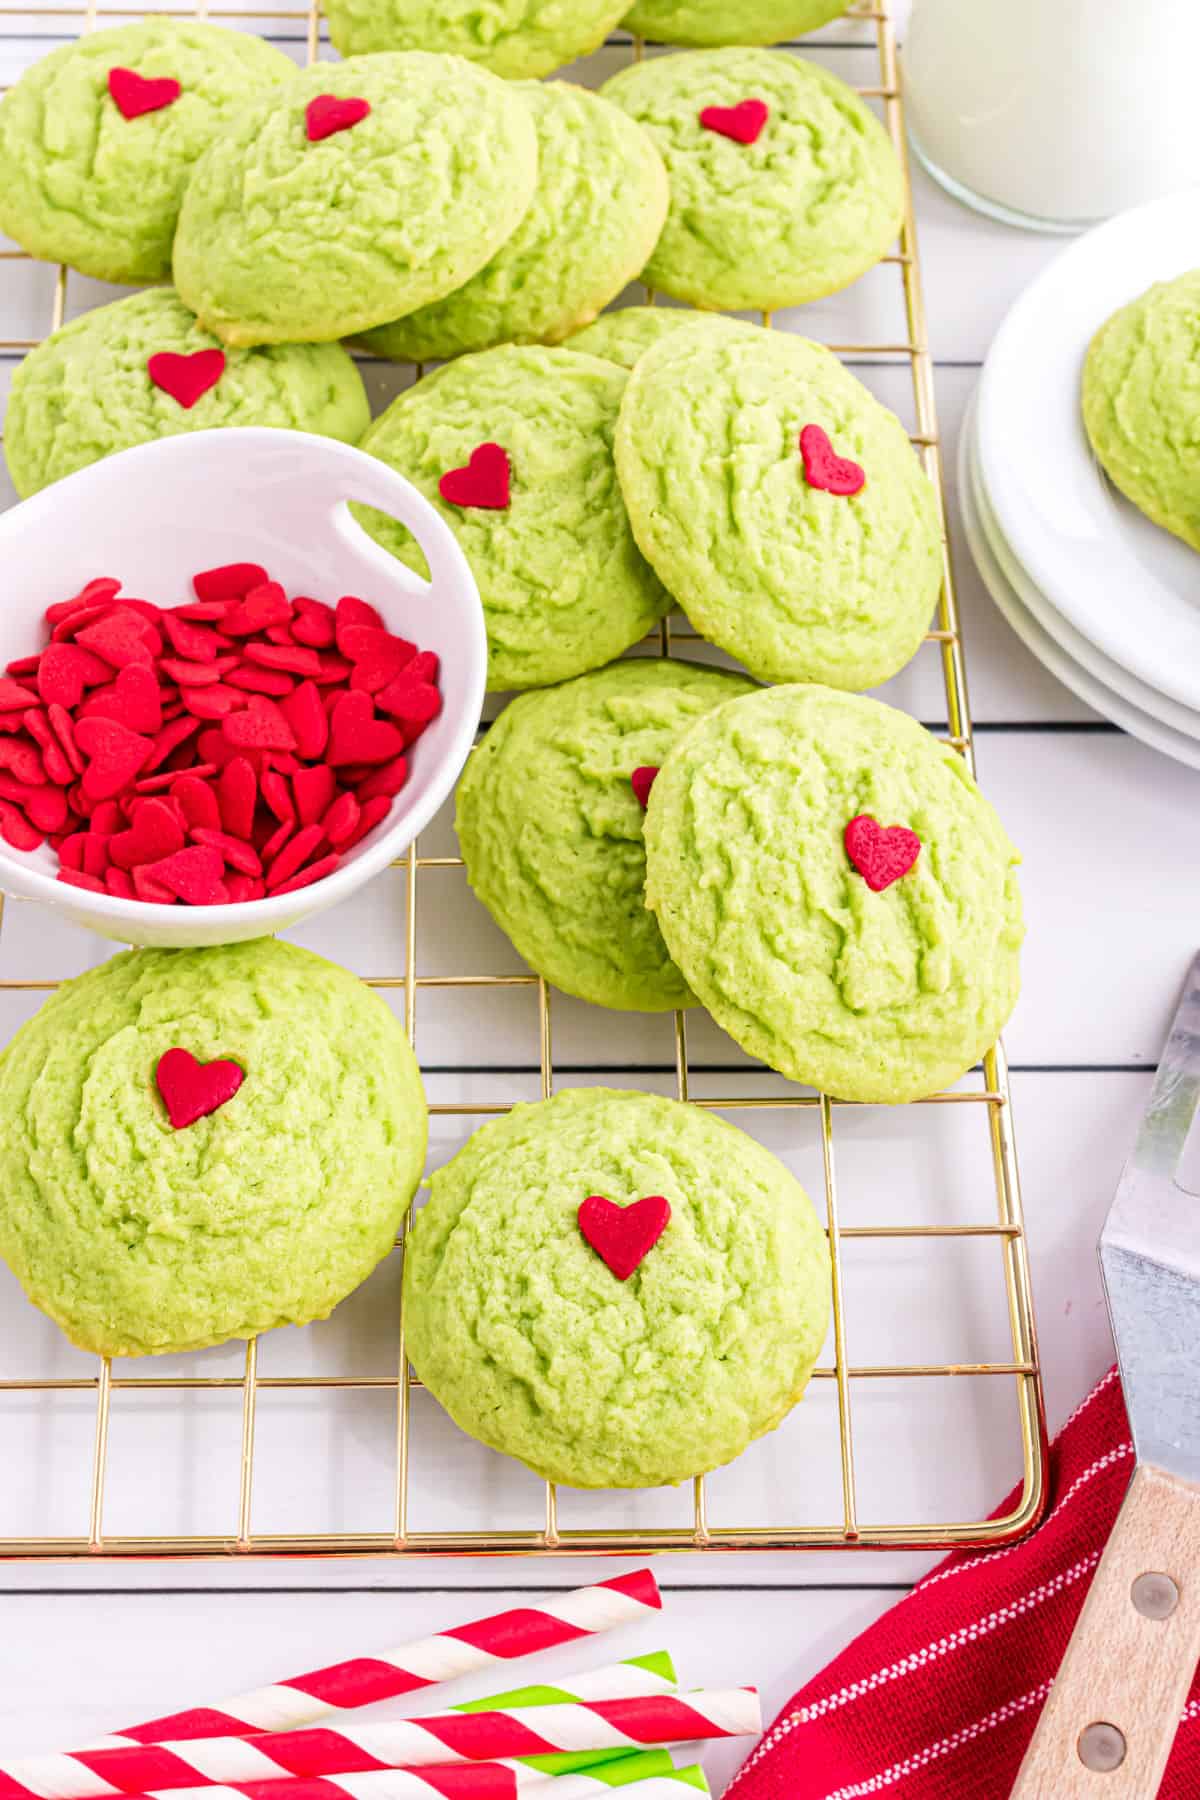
0,429,486,947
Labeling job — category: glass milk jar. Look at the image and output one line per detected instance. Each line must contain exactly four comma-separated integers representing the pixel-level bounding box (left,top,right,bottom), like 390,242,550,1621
902,0,1200,232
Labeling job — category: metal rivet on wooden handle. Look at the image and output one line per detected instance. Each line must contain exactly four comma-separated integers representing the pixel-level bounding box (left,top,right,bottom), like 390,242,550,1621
1131,1572,1179,1620
1077,1722,1126,1773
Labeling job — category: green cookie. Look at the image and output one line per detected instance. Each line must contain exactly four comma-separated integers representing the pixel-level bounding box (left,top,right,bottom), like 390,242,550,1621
615,321,942,689
5,289,370,499
1082,271,1200,553
403,1086,830,1488
624,0,847,47
644,685,1023,1104
0,21,294,285
0,940,427,1358
361,83,668,363
457,659,753,1011
358,346,670,692
565,302,744,368
601,48,903,311
323,0,627,78
172,54,539,347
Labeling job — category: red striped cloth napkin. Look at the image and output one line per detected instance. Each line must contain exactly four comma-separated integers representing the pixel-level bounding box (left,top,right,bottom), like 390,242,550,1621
727,1366,1200,1799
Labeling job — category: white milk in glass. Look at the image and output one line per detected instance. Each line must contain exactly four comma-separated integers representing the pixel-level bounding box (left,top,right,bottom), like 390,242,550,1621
902,0,1200,232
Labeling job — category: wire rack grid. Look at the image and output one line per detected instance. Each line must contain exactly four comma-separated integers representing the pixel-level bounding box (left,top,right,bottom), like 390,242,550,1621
0,0,1047,1560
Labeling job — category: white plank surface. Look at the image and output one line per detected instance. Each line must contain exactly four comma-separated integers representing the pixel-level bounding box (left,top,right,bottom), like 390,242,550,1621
0,3,1186,1790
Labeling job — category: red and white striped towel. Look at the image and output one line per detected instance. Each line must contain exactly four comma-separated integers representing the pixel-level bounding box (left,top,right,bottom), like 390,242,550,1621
727,1366,1200,1799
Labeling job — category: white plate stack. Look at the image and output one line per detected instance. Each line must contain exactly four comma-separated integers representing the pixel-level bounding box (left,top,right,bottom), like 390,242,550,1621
962,190,1200,771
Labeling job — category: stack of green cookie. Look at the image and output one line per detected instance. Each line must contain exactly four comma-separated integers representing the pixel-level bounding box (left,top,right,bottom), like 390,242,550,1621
0,3,1025,1505
0,26,674,517
359,79,668,362
456,659,754,1008
354,308,941,694
2,26,921,704
172,52,540,347
337,46,916,694
458,666,1024,1105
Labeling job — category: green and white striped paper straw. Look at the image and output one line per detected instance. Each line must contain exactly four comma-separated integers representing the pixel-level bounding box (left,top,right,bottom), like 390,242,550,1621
456,1653,677,1778
519,1754,710,1797
454,1649,710,1794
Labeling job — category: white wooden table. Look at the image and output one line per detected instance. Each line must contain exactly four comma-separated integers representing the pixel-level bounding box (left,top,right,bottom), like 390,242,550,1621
0,10,1180,1791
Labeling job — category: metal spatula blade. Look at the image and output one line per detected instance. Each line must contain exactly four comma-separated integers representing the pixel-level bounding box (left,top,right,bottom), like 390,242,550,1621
1013,951,1200,1798
1101,949,1200,1490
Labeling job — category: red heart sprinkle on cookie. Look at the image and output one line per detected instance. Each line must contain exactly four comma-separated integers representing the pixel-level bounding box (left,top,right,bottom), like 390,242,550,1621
631,765,659,809
305,94,371,142
844,814,921,891
699,99,769,145
439,443,511,511
578,1194,671,1281
156,1046,244,1130
147,350,226,411
799,424,866,497
108,67,181,120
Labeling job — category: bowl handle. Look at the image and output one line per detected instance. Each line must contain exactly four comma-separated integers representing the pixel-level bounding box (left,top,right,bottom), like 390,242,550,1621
325,455,476,604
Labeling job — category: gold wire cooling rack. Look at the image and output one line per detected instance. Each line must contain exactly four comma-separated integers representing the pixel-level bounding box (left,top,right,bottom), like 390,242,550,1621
0,0,1047,1560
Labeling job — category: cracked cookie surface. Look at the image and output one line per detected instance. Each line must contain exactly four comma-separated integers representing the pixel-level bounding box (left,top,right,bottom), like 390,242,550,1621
456,659,753,1011
0,940,426,1356
403,1086,830,1488
362,82,667,363
1082,270,1200,553
600,47,902,311
172,53,538,347
0,20,294,285
565,302,744,368
614,319,942,689
623,0,846,46
5,289,369,498
358,344,670,692
643,685,1023,1103
323,0,627,78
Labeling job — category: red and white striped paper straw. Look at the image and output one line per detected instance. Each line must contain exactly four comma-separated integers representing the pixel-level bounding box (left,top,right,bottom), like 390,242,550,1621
120,1760,705,1800
108,1775,515,1800
90,1574,661,1748
0,1693,758,1799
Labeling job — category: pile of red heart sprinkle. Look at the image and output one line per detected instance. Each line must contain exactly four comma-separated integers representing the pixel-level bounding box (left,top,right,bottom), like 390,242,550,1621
0,563,442,905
